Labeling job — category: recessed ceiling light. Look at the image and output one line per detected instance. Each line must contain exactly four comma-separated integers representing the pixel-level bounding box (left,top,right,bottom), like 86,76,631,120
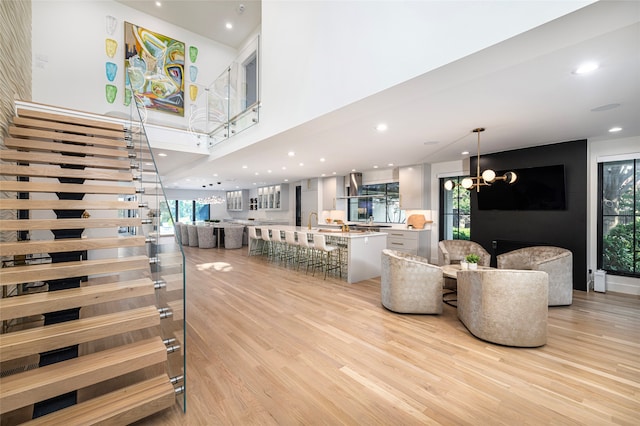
254,172,259,175
461,151,469,155
281,166,287,170
609,127,623,133
320,158,325,162
288,151,295,157
332,172,337,175
299,162,304,166
225,22,233,30
267,170,272,173
213,173,218,177
388,163,394,167
373,165,379,169
321,173,326,177
155,1,161,7
573,61,599,74
158,153,167,157
186,178,191,181
351,169,356,172
242,165,248,169
376,123,388,132
284,179,289,182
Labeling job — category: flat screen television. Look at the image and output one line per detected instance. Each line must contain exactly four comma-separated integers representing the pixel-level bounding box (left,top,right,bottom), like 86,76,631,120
476,164,567,210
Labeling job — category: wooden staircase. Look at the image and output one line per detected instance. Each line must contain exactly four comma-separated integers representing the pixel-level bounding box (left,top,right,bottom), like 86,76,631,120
0,107,184,424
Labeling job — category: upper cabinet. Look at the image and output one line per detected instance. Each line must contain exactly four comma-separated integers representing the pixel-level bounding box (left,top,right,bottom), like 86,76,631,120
321,176,345,211
226,190,248,211
399,164,429,210
257,184,289,211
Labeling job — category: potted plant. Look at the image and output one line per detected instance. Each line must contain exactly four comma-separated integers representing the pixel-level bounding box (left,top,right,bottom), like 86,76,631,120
465,253,480,270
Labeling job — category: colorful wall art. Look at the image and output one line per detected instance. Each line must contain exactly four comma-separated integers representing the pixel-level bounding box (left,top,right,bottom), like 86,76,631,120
124,22,185,116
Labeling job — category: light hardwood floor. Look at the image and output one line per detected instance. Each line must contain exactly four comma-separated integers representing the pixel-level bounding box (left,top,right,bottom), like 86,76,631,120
136,245,640,425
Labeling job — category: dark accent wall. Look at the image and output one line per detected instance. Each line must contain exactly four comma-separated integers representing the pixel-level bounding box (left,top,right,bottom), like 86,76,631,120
470,140,587,291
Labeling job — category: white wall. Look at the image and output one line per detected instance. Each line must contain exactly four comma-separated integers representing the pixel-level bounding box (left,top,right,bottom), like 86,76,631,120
31,0,237,129
588,136,640,295
215,0,593,155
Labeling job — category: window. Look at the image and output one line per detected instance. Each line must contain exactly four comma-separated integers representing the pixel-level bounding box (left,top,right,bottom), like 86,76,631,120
168,200,211,223
195,201,210,221
439,176,471,240
598,159,639,277
347,182,405,223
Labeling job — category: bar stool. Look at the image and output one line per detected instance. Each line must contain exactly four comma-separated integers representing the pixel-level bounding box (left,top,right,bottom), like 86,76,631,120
313,233,342,279
270,228,286,262
283,230,299,266
259,227,273,258
247,226,263,256
296,231,316,273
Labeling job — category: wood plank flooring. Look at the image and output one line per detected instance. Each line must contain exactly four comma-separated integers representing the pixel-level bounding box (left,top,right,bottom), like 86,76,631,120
135,245,640,425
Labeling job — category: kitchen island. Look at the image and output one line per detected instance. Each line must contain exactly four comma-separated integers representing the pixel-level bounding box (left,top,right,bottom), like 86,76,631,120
255,226,388,284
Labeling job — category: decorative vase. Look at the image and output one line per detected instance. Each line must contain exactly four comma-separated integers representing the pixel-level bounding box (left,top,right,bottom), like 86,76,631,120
468,263,478,270
460,261,468,270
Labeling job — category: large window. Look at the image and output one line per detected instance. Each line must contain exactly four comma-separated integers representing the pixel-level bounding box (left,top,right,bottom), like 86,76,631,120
167,200,210,223
598,159,639,277
347,182,405,223
439,176,471,240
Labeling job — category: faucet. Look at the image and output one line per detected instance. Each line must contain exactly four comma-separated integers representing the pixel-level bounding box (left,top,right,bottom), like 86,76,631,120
308,212,318,230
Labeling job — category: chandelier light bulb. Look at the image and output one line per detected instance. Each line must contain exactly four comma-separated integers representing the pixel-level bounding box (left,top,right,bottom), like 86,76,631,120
444,180,454,191
461,178,474,189
482,169,496,182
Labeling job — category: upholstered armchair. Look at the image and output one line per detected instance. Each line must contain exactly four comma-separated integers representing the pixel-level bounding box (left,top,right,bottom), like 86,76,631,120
438,240,491,267
179,223,190,246
497,246,572,306
457,269,548,347
197,225,217,248
223,226,244,249
187,224,199,247
381,249,443,314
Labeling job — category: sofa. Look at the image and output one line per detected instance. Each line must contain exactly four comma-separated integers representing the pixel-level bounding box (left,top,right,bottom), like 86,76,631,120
381,249,443,314
457,269,548,347
497,246,573,306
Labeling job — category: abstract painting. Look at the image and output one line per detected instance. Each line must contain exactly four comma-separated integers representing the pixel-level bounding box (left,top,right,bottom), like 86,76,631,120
124,22,185,116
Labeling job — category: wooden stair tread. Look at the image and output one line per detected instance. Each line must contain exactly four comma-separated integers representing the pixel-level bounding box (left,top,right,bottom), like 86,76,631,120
167,300,184,321
0,278,154,321
0,255,150,286
0,164,134,181
12,115,126,139
0,337,167,413
17,108,126,133
0,180,136,194
0,218,142,231
162,273,184,292
0,199,139,210
0,150,132,170
3,137,132,158
23,375,175,426
0,235,146,256
0,306,160,361
9,127,128,149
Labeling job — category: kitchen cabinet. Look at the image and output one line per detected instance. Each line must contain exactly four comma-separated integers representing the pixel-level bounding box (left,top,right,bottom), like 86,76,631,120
386,229,429,258
257,184,289,210
226,190,248,211
322,176,345,211
399,165,427,210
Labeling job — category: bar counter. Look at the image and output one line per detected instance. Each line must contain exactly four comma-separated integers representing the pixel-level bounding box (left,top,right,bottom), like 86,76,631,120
253,225,388,284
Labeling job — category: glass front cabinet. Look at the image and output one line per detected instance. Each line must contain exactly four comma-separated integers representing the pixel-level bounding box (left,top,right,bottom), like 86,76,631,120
257,184,288,210
226,190,248,211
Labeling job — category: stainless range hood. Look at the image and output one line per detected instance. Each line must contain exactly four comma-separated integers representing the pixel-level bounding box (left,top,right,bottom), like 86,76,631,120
349,172,362,197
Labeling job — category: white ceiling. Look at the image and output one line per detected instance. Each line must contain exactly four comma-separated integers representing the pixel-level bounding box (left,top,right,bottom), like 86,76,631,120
124,1,640,192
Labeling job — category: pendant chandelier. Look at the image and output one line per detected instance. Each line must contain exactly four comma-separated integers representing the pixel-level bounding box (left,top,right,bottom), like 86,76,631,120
444,127,517,192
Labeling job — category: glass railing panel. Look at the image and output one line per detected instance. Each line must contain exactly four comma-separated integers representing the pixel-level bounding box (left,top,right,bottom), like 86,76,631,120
207,35,260,146
129,92,186,411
